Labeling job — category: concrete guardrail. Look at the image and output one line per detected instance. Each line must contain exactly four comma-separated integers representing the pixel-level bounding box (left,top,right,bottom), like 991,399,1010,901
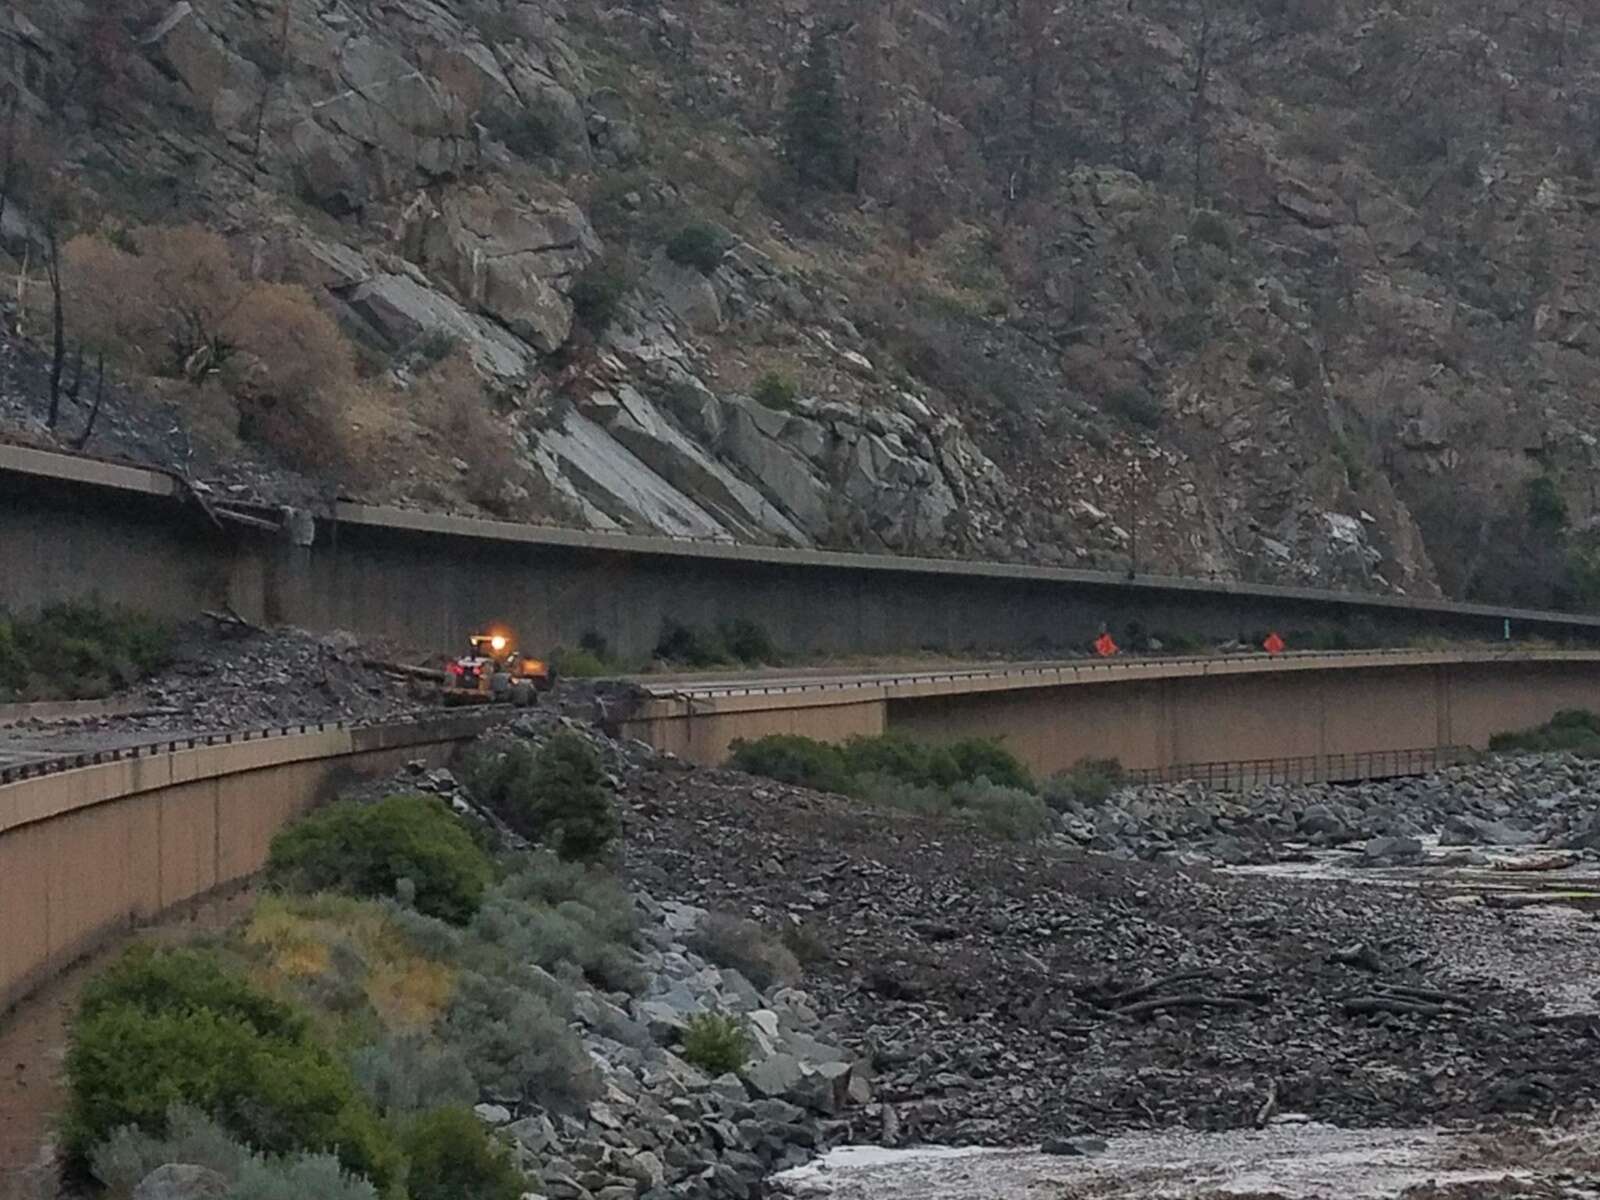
0,713,495,1016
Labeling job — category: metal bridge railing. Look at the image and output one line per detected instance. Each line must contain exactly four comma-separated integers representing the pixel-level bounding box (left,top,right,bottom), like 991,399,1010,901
1125,745,1476,790
0,721,357,787
651,645,1587,701
0,711,501,788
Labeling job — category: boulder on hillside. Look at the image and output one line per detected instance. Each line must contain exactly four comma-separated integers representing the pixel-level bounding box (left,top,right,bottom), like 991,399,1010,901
408,182,601,353
132,1165,229,1200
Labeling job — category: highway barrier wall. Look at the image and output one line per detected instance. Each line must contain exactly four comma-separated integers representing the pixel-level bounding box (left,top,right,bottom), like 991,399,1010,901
625,649,1600,778
0,714,490,1017
7,443,1600,661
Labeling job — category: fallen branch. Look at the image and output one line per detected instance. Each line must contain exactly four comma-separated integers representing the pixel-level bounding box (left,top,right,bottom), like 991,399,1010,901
1106,969,1220,1007
176,475,224,532
1482,892,1593,911
203,607,263,633
1493,854,1578,873
1116,993,1260,1019
362,657,447,683
1342,995,1463,1018
1254,1080,1279,1129
1375,984,1473,1006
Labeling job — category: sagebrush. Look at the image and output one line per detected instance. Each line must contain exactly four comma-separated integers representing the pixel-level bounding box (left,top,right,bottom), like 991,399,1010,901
463,732,619,861
266,794,493,924
679,1013,751,1076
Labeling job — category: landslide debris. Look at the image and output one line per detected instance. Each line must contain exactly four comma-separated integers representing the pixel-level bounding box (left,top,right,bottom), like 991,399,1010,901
618,755,1600,1147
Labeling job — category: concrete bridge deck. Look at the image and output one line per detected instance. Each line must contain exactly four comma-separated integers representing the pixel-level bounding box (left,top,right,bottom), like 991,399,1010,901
623,648,1600,780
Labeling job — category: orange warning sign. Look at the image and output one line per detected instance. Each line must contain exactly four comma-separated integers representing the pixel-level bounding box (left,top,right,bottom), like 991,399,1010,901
1263,631,1286,656
1094,632,1119,657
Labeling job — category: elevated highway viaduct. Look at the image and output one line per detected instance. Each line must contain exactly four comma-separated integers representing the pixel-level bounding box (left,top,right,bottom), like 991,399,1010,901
6,442,1600,662
623,649,1600,783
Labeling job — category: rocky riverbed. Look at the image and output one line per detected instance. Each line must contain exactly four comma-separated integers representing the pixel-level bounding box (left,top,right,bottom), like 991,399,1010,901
1059,755,1600,869
288,715,1600,1199
21,666,1600,1199
770,1123,1600,1199
615,747,1600,1158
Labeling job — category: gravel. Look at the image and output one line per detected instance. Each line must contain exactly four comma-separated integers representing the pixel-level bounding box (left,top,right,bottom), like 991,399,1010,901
617,756,1600,1149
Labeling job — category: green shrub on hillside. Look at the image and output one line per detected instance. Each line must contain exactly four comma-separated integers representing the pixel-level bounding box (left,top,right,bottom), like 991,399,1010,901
752,371,798,410
654,619,782,667
524,733,616,864
665,222,731,273
472,852,641,992
80,945,307,1040
65,949,401,1190
727,734,852,793
654,620,728,667
475,899,638,993
1043,758,1126,810
0,601,171,701
92,1106,379,1200
728,733,1048,841
948,738,1034,791
720,618,782,665
1189,208,1235,252
266,794,493,924
550,643,613,678
464,733,618,861
840,733,958,788
1489,709,1600,756
442,970,597,1105
950,779,1052,842
679,1013,750,1076
349,1035,477,1117
400,1107,525,1200
734,732,1031,795
0,620,26,695
689,913,801,991
569,255,632,336
852,772,952,819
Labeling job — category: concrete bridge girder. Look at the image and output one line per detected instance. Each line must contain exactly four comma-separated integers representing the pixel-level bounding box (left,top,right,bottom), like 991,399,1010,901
625,651,1600,779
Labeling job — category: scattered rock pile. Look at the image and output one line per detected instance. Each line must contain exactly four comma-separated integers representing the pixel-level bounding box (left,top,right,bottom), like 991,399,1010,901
1056,755,1600,867
18,624,430,735
385,749,875,1200
616,754,1600,1148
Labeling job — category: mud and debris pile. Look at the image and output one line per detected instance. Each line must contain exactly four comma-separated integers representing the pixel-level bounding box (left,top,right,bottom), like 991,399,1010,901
1,620,644,741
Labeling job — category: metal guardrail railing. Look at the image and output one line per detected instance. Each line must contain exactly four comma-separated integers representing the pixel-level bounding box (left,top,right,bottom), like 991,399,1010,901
649,646,1594,701
0,721,357,787
0,712,499,788
1126,745,1475,789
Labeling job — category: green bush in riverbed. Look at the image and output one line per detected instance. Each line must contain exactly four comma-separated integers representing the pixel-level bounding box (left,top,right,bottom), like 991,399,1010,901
727,732,1044,840
1489,709,1600,757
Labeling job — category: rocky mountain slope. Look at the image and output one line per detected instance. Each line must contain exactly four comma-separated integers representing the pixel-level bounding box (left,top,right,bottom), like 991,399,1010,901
1,0,1598,604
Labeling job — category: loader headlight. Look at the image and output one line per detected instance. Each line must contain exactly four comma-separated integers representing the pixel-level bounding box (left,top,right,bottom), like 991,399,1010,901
490,635,507,653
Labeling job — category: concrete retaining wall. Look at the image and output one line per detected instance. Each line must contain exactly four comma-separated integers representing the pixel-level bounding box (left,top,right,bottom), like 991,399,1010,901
7,444,1600,661
0,716,489,1016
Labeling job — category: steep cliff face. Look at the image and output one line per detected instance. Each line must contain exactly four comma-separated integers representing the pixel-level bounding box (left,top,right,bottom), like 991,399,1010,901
1,0,1597,604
